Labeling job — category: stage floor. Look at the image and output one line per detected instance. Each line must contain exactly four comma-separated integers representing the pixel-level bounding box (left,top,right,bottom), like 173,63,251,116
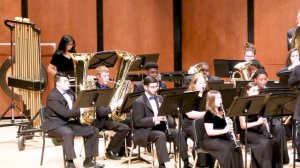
0,120,297,168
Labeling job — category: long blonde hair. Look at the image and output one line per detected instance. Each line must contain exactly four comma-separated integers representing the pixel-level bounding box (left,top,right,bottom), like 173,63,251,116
187,73,207,92
205,90,223,116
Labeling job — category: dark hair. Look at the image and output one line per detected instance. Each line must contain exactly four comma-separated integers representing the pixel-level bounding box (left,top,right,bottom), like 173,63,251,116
285,48,299,66
143,76,158,86
244,42,256,55
144,62,158,70
54,72,69,83
243,82,258,96
55,35,76,54
250,59,264,69
251,69,268,80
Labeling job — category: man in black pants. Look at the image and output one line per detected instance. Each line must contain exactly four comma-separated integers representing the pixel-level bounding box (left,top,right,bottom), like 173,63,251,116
94,66,130,160
132,76,191,168
44,72,104,168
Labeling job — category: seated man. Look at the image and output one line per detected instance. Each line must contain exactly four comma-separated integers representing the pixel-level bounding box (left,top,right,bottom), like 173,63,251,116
132,76,192,168
43,72,104,168
133,62,166,92
94,66,130,160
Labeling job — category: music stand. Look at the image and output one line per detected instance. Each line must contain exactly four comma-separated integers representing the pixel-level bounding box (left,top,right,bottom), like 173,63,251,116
118,91,152,165
129,53,159,71
213,59,244,78
72,88,114,167
200,88,241,111
226,95,269,168
88,50,119,69
73,89,114,109
157,87,187,96
158,91,198,168
262,92,297,166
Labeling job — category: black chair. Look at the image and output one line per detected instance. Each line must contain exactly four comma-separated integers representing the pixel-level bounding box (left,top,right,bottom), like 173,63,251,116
39,106,66,168
126,110,154,167
192,118,219,168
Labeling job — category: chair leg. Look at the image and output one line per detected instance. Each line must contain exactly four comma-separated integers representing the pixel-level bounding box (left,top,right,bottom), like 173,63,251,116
40,134,46,166
192,152,198,168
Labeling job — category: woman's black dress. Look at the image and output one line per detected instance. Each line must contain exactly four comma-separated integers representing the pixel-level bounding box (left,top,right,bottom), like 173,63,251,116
203,111,243,168
240,114,282,168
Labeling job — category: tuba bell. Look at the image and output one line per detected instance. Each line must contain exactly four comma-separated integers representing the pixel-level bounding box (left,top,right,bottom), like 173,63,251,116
109,51,140,121
71,53,96,126
231,61,252,84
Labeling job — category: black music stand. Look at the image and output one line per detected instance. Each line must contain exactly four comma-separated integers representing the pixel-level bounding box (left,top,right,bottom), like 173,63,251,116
88,51,119,69
227,95,269,168
129,53,159,71
72,88,114,167
200,88,241,111
118,91,151,165
158,92,198,168
213,59,244,78
262,92,297,167
158,87,187,96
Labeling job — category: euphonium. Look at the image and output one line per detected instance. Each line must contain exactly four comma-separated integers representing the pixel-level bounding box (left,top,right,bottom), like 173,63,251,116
71,53,96,126
231,61,252,87
109,51,140,121
187,62,208,80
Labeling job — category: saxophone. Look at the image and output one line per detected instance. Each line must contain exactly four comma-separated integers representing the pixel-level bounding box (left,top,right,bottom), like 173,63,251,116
109,51,140,121
71,53,96,126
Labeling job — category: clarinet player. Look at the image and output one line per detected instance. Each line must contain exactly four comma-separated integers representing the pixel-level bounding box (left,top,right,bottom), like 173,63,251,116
202,90,243,168
239,82,281,168
132,76,192,168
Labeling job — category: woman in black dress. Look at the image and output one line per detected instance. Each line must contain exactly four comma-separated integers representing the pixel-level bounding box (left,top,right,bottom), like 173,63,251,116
239,82,281,168
47,35,76,76
203,90,243,168
182,73,213,167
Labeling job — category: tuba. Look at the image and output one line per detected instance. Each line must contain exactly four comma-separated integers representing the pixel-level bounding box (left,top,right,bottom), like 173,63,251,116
231,61,252,86
71,53,96,126
109,51,140,121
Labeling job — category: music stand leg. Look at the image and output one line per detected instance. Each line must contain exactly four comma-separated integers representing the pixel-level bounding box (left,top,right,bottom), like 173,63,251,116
177,108,181,168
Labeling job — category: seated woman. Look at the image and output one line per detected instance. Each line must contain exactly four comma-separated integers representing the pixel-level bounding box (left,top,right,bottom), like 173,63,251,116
239,82,281,168
182,73,214,167
202,90,243,168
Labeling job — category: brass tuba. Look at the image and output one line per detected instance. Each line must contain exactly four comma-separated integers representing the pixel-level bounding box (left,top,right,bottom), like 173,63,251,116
109,51,140,121
71,53,96,126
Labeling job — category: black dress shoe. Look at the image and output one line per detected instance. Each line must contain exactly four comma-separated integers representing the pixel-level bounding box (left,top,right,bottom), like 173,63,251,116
83,159,105,168
105,150,121,160
66,162,76,168
183,163,193,168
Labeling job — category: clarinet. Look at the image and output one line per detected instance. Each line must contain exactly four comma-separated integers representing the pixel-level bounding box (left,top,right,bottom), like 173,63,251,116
219,105,240,148
262,118,274,139
155,93,171,136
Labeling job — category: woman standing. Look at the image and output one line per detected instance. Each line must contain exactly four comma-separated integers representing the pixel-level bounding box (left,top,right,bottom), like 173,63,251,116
47,35,76,76
239,82,281,168
202,90,243,168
